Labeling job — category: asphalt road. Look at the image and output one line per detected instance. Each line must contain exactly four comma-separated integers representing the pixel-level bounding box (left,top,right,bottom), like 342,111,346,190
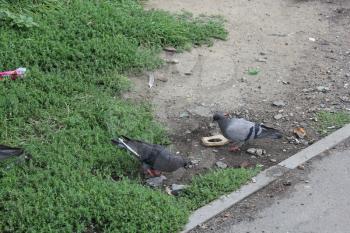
214,148,350,233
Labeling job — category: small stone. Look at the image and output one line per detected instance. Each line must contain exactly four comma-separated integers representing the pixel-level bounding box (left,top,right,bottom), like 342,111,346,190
163,47,177,52
184,72,192,76
272,100,286,107
146,175,167,187
216,161,228,169
251,178,257,183
256,149,266,156
179,112,189,118
247,148,257,155
316,86,330,92
240,161,250,168
191,159,199,165
165,58,179,64
157,75,168,82
340,96,350,102
300,139,309,146
171,184,188,195
297,165,305,170
274,114,283,120
283,181,292,186
270,159,277,163
185,130,191,134
345,73,350,78
212,149,219,153
309,37,316,42
251,155,257,159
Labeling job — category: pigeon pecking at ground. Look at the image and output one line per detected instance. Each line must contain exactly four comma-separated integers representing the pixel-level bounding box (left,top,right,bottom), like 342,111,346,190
112,136,190,177
0,144,24,161
213,112,283,152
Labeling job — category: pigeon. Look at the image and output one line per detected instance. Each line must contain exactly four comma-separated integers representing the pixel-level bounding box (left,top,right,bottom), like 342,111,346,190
0,144,24,161
112,136,189,177
213,112,282,152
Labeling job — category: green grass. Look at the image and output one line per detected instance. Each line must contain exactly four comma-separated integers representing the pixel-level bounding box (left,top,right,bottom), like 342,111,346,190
316,111,350,135
0,0,256,232
180,167,260,210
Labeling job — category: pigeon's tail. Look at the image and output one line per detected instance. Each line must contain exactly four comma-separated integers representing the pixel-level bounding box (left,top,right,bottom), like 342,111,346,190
260,125,283,139
111,138,127,149
0,145,24,161
111,137,141,158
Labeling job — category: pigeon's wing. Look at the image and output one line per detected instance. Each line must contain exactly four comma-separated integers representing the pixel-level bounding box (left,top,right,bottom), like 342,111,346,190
224,118,257,142
0,145,24,161
112,137,186,172
152,149,186,172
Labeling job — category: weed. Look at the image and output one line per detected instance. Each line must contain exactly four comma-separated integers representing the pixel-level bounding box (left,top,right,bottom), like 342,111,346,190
316,111,350,134
248,68,259,75
179,167,260,210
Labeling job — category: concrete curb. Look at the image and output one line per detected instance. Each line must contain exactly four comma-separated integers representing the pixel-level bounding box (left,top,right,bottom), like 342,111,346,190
181,124,350,233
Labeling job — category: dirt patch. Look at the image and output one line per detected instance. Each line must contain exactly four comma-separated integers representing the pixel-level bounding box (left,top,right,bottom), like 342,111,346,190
123,0,350,186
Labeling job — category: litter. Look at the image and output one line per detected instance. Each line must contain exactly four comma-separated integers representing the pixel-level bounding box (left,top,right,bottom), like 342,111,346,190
0,67,27,80
148,73,155,88
293,127,306,139
201,134,229,147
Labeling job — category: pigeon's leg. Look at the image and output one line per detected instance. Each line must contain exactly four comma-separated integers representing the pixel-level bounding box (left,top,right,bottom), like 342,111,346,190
228,146,240,152
228,142,244,153
148,169,161,177
142,163,161,177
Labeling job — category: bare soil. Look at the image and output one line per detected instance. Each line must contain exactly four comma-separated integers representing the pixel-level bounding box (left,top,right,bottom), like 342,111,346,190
123,0,350,186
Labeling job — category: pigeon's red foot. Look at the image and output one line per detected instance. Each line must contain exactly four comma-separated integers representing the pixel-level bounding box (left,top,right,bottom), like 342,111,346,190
228,146,241,152
146,169,162,177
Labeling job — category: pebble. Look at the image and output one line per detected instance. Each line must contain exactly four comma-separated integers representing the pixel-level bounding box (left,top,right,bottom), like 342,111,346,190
247,148,257,155
297,165,305,170
272,100,286,107
240,161,250,168
256,149,266,156
146,175,167,187
270,159,277,163
163,47,177,52
216,161,228,169
247,148,266,156
165,58,179,64
274,114,283,120
179,112,189,118
283,181,292,186
171,184,188,196
184,72,192,76
316,86,330,92
191,159,200,165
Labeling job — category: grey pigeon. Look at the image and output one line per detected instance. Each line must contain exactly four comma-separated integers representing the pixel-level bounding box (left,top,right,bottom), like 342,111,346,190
112,136,189,176
213,112,282,152
0,144,24,161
